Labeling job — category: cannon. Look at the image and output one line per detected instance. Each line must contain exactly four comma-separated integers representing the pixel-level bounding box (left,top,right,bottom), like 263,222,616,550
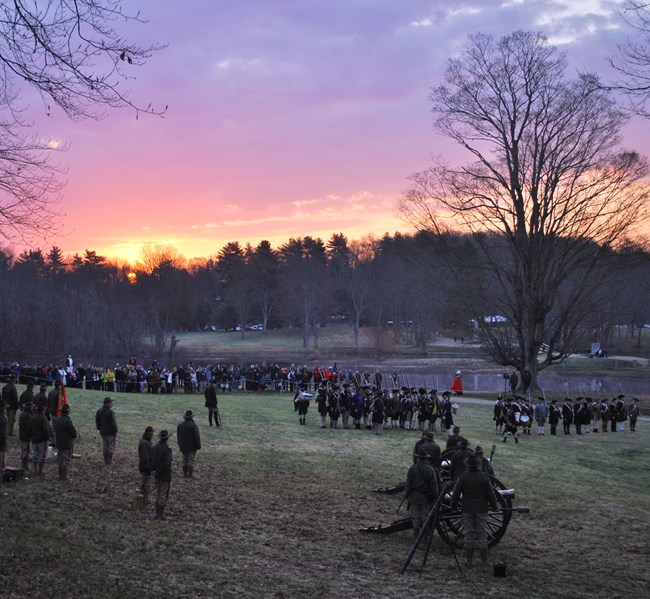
360,446,529,551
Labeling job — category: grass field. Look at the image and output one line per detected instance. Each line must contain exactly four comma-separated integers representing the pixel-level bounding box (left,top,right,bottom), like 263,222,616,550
1,387,648,598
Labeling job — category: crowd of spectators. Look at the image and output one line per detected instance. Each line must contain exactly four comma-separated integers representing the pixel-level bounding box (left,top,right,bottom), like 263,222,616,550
0,360,388,395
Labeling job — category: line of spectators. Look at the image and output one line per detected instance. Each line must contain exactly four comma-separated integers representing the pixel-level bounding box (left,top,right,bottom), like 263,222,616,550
0,361,392,395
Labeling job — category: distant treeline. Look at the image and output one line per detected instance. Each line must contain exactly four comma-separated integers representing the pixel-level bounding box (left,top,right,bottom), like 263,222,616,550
0,231,648,364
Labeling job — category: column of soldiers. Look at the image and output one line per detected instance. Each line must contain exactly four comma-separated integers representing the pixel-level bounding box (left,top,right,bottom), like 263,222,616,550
492,393,640,438
294,381,457,437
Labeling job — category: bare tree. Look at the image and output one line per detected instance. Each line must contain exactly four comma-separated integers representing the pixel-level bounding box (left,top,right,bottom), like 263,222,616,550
608,1,650,116
0,0,164,242
400,31,650,388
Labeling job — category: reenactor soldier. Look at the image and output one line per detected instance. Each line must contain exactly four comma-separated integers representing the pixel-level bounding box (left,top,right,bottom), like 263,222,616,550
548,399,561,436
628,398,640,432
562,398,574,435
600,399,609,433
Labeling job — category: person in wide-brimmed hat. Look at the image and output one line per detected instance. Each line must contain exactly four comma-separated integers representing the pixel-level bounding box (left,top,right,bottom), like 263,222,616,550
177,410,201,479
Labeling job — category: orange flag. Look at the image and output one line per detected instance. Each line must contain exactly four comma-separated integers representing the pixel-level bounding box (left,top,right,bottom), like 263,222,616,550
58,382,68,417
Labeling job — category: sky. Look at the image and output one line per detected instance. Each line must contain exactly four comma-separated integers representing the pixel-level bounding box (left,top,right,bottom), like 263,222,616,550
12,0,650,263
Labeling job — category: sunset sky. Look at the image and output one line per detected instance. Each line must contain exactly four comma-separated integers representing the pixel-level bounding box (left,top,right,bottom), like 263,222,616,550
13,0,650,263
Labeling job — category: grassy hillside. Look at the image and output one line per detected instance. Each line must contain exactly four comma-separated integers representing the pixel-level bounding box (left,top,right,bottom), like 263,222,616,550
1,386,648,598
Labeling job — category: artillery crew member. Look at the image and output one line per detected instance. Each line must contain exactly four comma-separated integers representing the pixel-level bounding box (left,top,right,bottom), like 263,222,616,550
449,437,472,481
472,446,494,477
450,453,498,568
405,449,439,540
419,432,442,469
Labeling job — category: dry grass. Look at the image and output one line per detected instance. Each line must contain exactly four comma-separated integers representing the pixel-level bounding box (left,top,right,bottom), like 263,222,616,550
1,386,648,598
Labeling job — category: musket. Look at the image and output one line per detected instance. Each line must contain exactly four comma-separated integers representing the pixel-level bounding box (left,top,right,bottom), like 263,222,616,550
489,443,496,464
618,383,625,396
215,404,222,427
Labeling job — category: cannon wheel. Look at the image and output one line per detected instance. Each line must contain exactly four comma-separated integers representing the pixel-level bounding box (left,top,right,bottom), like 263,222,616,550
435,475,512,549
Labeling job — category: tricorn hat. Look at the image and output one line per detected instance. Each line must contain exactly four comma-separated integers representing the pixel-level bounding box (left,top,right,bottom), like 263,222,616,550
184,409,194,419
159,430,171,440
103,397,113,404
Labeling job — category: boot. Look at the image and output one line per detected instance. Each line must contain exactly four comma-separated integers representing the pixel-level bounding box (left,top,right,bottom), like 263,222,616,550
158,505,167,521
514,436,519,444
188,466,193,479
479,550,488,565
58,465,64,481
465,549,474,568
38,462,44,475
183,466,188,478
60,466,68,482
154,504,161,520
22,458,30,474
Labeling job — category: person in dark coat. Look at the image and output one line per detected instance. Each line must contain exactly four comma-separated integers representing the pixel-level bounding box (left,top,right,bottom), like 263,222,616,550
562,398,573,435
53,403,77,481
177,410,201,478
18,402,33,474
405,449,439,539
151,430,173,520
419,432,442,468
204,381,219,427
30,404,51,475
138,426,155,505
548,400,561,436
95,397,118,465
19,382,35,410
450,454,498,568
449,437,473,481
0,402,7,496
2,375,19,436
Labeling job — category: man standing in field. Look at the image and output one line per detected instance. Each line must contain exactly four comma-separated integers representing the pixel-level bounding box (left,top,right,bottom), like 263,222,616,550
177,410,201,478
138,426,155,505
0,401,8,496
2,375,19,436
96,397,118,465
628,398,640,432
53,403,77,481
534,398,548,435
151,430,173,521
204,380,219,426
18,402,33,474
30,404,51,476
